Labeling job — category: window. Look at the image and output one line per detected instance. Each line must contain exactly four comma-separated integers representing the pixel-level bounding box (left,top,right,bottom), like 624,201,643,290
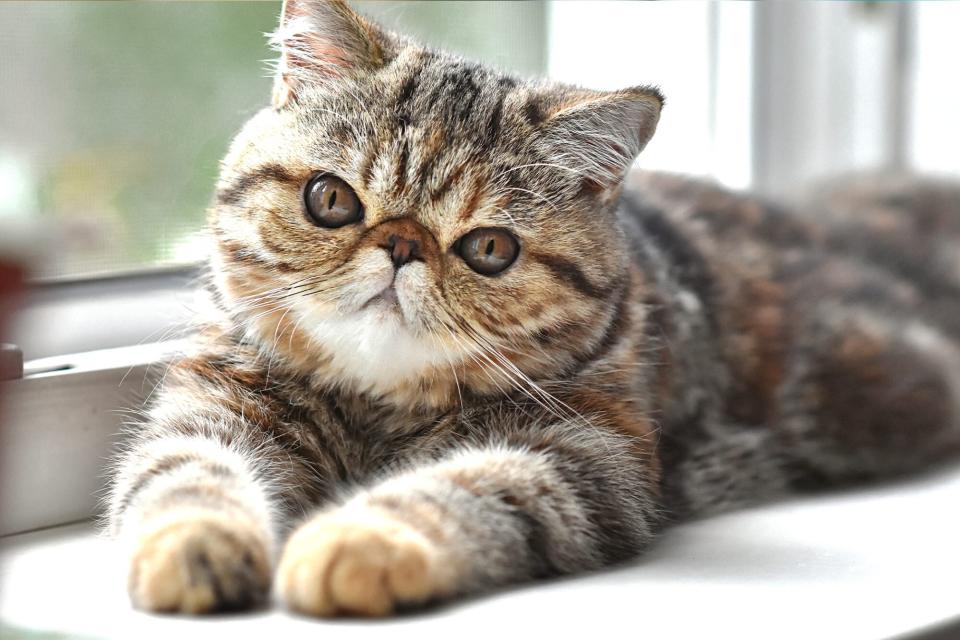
1,0,547,361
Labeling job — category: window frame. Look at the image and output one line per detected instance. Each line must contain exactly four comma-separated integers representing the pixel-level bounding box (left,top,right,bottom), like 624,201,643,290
12,265,200,364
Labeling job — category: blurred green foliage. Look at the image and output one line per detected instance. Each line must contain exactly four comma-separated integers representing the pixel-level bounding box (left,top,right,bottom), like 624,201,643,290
1,2,278,277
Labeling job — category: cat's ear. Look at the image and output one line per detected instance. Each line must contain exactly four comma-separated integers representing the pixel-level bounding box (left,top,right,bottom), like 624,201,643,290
270,0,389,108
534,86,663,193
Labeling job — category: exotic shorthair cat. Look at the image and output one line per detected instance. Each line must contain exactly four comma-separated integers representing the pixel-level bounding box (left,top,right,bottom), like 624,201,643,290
107,0,960,616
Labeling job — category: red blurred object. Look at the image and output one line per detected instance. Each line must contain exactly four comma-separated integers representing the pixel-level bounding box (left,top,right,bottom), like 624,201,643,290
0,260,25,340
0,257,24,383
0,257,24,528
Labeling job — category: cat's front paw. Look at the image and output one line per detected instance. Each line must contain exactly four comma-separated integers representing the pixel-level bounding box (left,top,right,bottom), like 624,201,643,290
127,510,272,614
276,508,455,617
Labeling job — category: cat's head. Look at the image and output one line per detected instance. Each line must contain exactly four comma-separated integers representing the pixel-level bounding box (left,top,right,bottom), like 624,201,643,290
209,0,662,407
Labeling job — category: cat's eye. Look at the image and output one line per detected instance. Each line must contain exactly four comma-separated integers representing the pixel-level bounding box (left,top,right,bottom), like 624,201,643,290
457,228,520,276
303,174,364,228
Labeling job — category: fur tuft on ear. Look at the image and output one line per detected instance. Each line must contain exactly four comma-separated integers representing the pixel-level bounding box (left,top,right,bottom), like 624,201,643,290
270,0,390,108
534,86,664,192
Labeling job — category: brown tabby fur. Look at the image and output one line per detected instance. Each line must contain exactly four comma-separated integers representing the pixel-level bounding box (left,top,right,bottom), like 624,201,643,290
106,0,960,617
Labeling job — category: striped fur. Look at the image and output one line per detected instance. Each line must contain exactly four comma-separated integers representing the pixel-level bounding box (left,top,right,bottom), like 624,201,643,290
107,0,960,617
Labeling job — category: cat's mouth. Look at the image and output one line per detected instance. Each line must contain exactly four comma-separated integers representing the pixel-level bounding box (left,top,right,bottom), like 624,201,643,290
353,262,424,328
361,284,401,313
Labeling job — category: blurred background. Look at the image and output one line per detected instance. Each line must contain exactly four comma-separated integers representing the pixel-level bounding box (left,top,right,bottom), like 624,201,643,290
0,0,958,357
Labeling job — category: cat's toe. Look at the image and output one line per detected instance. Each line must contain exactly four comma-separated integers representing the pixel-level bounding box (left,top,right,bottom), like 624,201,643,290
277,510,451,617
127,511,271,614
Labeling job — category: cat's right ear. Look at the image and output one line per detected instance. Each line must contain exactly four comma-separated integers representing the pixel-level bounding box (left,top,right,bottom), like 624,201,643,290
270,0,389,108
532,86,663,195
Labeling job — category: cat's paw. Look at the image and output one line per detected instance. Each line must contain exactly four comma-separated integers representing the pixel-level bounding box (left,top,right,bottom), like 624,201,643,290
127,510,271,614
276,508,454,617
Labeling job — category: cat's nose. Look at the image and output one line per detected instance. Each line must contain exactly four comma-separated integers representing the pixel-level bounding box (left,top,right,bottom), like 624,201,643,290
371,218,436,269
384,233,421,268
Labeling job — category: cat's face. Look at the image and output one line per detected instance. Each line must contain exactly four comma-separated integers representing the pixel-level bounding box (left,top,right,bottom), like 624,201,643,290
209,0,661,405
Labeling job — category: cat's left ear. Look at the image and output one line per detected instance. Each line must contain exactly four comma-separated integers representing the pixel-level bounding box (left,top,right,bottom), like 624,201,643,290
271,0,390,108
534,86,663,193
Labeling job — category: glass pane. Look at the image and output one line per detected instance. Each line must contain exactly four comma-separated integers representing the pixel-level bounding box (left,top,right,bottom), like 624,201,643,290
0,2,278,279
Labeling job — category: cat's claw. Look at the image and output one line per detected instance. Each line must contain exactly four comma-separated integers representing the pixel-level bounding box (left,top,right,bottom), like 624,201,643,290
127,511,271,614
277,509,451,617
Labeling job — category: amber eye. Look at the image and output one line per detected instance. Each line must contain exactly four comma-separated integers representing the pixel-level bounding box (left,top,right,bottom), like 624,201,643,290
457,228,520,276
303,173,363,228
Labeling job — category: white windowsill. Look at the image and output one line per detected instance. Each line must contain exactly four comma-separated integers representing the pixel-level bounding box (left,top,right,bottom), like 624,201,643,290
0,340,189,536
12,267,200,362
3,466,960,639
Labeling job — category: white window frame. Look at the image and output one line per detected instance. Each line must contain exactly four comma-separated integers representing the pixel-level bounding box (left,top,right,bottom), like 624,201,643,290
750,2,912,197
13,266,200,362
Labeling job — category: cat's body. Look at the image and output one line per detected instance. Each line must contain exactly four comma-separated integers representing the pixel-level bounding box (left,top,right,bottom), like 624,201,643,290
107,0,960,616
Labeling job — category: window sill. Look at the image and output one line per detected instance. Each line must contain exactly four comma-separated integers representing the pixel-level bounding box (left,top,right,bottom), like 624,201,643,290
3,468,960,638
0,340,188,536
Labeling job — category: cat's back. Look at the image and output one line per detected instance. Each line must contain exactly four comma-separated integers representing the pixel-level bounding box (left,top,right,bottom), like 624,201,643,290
616,170,960,430
619,170,960,312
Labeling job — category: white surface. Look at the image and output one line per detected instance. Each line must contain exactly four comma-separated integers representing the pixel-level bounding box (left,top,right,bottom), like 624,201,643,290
3,468,960,639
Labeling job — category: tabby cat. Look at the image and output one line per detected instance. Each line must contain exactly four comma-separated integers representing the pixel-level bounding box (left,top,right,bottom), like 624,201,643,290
107,0,960,616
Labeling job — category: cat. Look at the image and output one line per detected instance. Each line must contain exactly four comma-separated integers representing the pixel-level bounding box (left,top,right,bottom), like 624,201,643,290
106,0,960,617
